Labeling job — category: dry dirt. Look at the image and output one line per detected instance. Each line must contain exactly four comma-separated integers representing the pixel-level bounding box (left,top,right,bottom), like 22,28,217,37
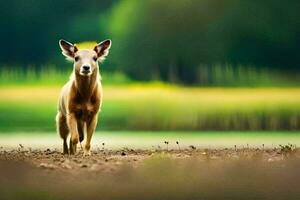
0,145,298,174
0,146,300,200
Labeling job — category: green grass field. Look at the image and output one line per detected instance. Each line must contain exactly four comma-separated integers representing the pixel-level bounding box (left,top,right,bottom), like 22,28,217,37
0,85,299,132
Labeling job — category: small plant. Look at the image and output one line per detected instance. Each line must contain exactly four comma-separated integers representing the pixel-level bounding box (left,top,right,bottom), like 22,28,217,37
279,144,297,155
164,141,169,151
189,145,196,150
18,144,24,152
176,141,181,150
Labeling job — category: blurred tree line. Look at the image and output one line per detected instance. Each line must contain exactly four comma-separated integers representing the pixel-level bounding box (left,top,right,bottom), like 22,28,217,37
0,0,299,84
0,0,114,64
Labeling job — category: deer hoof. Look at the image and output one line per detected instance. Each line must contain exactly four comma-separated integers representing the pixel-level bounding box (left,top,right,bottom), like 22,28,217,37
83,149,91,156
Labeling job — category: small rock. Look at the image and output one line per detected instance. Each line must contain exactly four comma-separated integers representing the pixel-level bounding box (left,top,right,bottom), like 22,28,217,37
90,164,98,171
39,163,56,169
81,164,88,168
61,163,72,169
39,163,47,168
73,159,82,163
267,157,282,162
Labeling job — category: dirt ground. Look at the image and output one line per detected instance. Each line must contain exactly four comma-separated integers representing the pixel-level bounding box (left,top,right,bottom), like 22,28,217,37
0,146,300,200
0,146,298,173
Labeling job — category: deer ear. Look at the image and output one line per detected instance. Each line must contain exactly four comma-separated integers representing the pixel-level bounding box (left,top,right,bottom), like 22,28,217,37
94,39,112,62
59,39,78,61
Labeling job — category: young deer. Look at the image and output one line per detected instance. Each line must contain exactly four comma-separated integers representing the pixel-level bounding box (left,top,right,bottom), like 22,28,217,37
56,39,111,155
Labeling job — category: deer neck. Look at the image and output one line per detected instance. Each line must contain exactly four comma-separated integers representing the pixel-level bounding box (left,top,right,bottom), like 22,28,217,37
74,68,99,99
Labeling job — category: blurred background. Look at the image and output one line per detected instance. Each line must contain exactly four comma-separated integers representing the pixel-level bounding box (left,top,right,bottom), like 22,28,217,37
0,0,299,133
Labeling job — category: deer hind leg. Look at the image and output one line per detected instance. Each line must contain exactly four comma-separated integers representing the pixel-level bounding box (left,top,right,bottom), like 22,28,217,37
67,113,79,155
56,112,69,154
84,115,98,156
77,120,85,143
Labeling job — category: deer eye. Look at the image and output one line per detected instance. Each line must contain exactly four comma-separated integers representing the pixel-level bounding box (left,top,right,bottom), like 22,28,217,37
93,56,97,62
74,56,80,62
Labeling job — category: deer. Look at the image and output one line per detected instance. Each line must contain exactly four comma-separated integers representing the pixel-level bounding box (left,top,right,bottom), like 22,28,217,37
56,39,111,155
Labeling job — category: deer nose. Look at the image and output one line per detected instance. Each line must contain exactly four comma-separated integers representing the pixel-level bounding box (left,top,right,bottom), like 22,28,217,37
82,65,90,71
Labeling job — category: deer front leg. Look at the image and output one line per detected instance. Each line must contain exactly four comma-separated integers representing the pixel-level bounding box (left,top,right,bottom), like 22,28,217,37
67,113,79,155
84,115,98,156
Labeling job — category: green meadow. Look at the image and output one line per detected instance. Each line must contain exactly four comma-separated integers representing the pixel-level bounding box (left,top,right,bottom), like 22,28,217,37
0,66,299,132
0,83,300,132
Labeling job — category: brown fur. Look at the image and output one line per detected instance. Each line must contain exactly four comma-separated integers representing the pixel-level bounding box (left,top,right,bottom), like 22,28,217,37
56,39,111,155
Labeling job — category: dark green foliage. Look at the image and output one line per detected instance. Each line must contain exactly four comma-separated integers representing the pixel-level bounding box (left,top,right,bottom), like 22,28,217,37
106,0,300,84
0,0,299,84
0,0,115,65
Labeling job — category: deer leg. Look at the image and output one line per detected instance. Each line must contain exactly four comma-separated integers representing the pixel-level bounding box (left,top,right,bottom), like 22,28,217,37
77,120,85,143
67,113,79,155
84,115,98,156
63,139,68,154
56,112,69,154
